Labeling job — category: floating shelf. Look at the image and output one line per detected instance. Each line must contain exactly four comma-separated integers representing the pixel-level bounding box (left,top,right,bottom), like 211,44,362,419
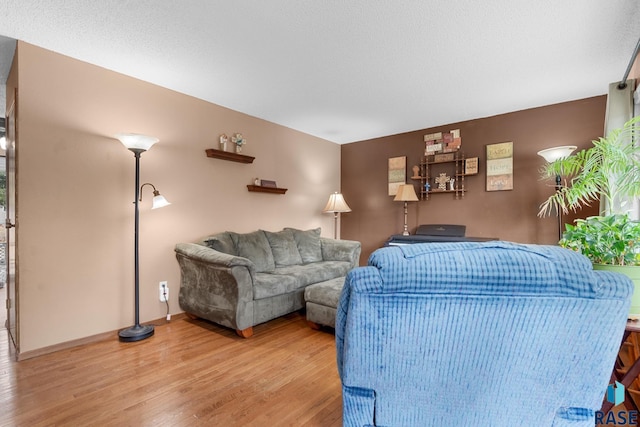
247,185,287,194
206,148,255,164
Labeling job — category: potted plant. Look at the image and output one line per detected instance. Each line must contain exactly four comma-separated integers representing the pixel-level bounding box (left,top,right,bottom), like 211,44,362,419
560,215,640,266
559,215,640,314
539,115,640,315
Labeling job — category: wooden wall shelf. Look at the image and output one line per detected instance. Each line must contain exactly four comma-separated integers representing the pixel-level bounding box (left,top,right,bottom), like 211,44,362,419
206,148,255,164
418,152,469,200
247,185,287,194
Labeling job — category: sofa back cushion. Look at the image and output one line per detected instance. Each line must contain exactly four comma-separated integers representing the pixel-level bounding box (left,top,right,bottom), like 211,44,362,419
264,229,303,267
286,227,323,264
202,232,237,256
229,230,275,273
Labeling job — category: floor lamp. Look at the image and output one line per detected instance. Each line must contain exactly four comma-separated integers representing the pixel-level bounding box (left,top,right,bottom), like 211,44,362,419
116,133,171,342
537,145,577,241
323,192,352,239
394,184,419,235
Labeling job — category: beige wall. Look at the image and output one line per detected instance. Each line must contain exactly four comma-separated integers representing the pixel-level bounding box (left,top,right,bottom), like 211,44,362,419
12,42,341,353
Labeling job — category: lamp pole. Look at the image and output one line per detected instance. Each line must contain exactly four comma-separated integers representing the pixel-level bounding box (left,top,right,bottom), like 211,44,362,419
402,201,409,236
536,145,577,243
555,174,563,242
118,147,154,342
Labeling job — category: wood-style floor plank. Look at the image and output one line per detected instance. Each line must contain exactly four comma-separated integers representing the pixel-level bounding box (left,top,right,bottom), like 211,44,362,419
0,313,342,426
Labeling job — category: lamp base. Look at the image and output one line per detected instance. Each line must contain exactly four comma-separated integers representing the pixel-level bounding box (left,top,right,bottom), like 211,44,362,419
118,324,154,342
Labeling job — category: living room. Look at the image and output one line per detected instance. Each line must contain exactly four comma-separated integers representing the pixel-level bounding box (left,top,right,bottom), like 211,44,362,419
6,39,629,356
1,2,640,425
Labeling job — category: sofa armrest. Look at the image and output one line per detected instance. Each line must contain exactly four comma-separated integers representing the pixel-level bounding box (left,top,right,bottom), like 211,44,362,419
320,238,361,268
174,243,256,331
175,243,255,271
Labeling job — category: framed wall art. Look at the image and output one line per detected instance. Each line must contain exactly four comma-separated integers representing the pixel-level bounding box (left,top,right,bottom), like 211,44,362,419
486,142,513,191
388,156,406,196
465,157,479,175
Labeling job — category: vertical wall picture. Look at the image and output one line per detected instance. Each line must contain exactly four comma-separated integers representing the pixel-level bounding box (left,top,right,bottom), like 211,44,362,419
465,157,479,175
388,156,406,196
486,142,513,191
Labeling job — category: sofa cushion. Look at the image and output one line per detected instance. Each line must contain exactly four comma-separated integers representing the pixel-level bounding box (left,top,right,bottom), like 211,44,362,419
304,277,346,307
264,229,303,267
274,261,353,287
286,227,323,264
253,272,303,299
229,230,275,273
203,231,237,256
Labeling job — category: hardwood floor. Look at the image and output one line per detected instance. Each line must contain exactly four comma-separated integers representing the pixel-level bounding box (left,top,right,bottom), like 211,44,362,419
0,313,343,426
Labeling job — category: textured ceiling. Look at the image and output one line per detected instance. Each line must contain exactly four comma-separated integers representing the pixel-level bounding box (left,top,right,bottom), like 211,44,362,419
0,1,639,143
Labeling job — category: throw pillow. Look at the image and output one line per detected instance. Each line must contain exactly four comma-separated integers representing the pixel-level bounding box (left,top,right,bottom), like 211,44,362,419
203,232,237,256
264,229,303,267
229,230,276,273
285,227,322,264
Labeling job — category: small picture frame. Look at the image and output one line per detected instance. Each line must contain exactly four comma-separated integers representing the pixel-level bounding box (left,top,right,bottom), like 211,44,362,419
465,157,479,175
260,179,277,188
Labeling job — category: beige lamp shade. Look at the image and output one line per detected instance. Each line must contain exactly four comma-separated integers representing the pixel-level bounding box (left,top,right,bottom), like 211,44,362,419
394,184,419,202
537,145,577,163
323,192,352,213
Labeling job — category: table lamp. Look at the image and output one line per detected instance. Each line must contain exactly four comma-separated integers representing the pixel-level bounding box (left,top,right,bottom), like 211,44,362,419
394,184,419,236
323,192,352,239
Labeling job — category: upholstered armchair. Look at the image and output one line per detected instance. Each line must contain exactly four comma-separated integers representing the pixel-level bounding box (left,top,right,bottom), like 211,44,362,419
336,241,633,427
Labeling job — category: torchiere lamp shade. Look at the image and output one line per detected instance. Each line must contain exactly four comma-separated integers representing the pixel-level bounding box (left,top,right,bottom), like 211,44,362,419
537,145,577,163
116,133,159,152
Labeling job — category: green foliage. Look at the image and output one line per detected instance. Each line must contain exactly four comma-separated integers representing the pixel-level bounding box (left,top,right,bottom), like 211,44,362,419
559,214,640,266
538,116,640,217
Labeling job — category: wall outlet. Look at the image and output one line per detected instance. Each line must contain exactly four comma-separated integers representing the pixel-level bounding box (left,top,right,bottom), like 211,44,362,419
159,281,168,302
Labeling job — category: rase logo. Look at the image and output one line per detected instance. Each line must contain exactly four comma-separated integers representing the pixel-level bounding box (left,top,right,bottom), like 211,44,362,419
596,381,639,425
608,381,625,406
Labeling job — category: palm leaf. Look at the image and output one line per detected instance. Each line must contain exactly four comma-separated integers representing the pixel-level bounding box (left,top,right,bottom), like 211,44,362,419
538,116,640,217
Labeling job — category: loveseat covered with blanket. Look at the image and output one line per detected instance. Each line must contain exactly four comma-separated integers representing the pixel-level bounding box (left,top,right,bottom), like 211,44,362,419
175,227,360,337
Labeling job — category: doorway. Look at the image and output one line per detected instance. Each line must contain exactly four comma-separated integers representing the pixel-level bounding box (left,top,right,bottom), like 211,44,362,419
1,37,17,357
0,151,5,331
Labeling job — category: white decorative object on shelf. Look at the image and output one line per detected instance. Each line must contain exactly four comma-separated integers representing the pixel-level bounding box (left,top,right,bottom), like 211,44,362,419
219,134,228,151
232,133,246,153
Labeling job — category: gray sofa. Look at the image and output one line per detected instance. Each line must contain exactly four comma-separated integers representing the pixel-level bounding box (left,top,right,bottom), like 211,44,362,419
175,227,361,337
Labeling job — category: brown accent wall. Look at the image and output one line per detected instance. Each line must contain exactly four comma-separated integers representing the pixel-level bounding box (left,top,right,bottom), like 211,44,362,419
341,97,606,264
